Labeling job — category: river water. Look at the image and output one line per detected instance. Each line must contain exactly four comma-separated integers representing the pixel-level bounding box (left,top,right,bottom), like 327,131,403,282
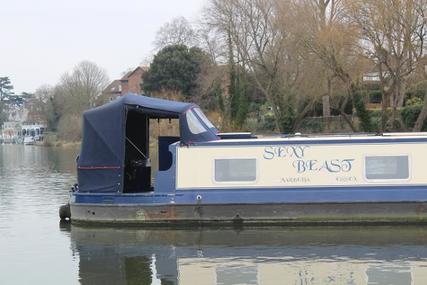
1,144,427,285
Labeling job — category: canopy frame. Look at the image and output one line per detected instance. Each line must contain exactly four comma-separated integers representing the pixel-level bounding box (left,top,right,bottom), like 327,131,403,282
77,93,219,193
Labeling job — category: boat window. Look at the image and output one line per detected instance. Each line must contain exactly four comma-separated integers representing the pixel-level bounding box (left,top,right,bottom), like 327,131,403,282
215,158,256,182
193,108,216,129
186,111,206,134
365,155,409,180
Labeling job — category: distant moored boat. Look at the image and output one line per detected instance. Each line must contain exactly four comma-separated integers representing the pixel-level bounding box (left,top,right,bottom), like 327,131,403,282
23,136,35,145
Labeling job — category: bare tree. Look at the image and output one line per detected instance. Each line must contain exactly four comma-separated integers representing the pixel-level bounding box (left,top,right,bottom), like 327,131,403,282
197,24,227,64
147,0,427,133
59,60,110,110
27,85,53,123
284,0,369,131
345,0,427,130
206,0,306,132
154,17,200,50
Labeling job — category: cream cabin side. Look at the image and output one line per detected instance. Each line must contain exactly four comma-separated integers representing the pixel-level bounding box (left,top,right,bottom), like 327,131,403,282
176,140,427,189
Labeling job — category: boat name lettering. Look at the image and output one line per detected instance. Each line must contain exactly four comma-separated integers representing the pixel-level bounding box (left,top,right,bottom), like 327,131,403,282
292,159,355,173
263,145,309,160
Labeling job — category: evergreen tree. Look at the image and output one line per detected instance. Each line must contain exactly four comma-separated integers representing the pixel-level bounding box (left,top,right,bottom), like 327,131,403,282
227,31,249,128
142,45,208,98
0,77,13,126
0,102,7,126
0,77,13,101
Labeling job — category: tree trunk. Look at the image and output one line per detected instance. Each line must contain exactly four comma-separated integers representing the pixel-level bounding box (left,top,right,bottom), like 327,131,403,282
323,77,332,117
380,90,387,132
413,88,427,131
391,106,397,130
378,63,387,132
397,81,405,108
339,88,357,132
292,99,316,131
390,88,402,130
270,94,283,133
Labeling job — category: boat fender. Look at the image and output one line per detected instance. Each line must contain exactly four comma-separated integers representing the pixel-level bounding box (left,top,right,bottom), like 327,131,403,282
59,203,71,220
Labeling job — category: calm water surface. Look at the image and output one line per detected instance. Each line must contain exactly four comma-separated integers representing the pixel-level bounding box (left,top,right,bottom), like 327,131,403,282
1,144,427,285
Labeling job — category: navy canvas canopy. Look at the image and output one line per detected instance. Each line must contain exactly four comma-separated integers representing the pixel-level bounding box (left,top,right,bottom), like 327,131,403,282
77,93,219,193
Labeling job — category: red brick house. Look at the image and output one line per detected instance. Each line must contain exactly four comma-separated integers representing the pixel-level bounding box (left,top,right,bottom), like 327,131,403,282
102,66,147,100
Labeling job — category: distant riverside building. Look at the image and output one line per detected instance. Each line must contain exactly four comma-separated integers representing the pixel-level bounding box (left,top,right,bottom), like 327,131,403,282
102,66,147,100
362,72,382,83
1,122,45,144
361,68,386,109
1,122,21,143
21,123,45,139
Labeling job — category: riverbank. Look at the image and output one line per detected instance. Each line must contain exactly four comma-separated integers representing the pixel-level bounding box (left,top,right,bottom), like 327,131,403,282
40,133,81,147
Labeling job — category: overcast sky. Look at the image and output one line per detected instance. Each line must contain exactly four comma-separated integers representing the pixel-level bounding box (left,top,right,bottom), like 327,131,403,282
0,0,207,94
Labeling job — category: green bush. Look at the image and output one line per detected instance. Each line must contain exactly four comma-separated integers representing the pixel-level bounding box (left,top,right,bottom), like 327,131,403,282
43,133,58,147
353,90,373,132
400,105,425,130
299,118,323,133
369,110,382,131
279,103,296,134
406,80,427,100
262,114,276,131
405,97,423,107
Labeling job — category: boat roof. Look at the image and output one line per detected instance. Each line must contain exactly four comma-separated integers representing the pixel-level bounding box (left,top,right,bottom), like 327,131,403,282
197,132,427,146
91,93,195,118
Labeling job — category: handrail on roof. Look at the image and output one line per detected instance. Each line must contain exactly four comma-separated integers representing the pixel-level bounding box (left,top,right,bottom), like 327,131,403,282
279,131,427,138
281,132,381,138
381,132,427,136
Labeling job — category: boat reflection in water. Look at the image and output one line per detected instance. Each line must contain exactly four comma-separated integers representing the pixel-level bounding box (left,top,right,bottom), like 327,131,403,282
65,225,427,285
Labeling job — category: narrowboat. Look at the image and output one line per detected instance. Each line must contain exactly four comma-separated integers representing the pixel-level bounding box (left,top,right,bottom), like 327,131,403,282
64,93,427,225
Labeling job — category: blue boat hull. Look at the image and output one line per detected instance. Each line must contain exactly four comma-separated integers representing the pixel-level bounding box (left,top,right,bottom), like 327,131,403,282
70,184,427,225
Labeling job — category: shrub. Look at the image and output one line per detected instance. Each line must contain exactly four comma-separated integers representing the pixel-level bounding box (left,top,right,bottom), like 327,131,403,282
400,105,424,130
369,110,382,131
353,90,373,132
299,117,323,133
262,114,276,131
58,114,82,142
43,133,58,147
405,97,423,107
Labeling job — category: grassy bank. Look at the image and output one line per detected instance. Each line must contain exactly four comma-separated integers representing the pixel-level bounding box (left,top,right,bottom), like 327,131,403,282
41,133,81,147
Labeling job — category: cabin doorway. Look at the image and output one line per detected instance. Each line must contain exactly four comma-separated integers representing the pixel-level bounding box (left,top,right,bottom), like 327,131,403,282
123,108,180,193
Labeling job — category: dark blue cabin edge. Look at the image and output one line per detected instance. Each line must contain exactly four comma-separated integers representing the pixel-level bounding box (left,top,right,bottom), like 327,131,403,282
73,185,427,205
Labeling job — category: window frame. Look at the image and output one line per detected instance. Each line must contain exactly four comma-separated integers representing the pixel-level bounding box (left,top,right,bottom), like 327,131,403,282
212,157,258,185
193,107,216,130
363,154,411,182
185,110,207,135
